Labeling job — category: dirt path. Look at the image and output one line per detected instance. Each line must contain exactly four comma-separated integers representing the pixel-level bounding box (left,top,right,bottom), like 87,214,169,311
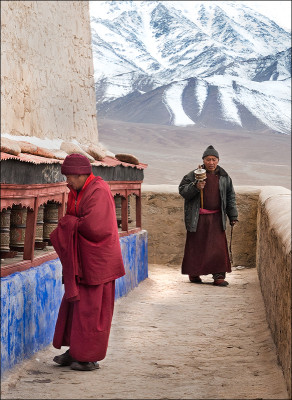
1,264,289,399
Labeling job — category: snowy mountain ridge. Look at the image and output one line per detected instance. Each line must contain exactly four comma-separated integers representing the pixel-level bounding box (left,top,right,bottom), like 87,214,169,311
90,1,291,134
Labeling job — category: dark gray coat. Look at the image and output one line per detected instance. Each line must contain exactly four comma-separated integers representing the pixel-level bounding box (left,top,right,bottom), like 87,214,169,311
178,166,238,232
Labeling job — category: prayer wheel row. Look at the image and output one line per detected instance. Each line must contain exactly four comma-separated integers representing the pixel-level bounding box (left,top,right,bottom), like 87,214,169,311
0,202,59,255
0,209,11,253
10,205,27,251
1,197,133,254
43,203,59,245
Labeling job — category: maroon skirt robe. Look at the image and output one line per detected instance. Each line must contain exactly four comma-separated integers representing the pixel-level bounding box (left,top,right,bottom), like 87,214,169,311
182,173,231,277
53,281,115,362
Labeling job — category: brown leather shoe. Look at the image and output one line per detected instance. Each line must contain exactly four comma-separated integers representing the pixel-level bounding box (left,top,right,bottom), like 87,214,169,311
53,349,75,366
70,361,100,371
189,275,203,283
213,279,229,286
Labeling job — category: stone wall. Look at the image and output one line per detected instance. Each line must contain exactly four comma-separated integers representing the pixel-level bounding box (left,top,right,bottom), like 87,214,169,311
256,187,291,397
141,184,291,396
1,1,98,144
141,185,185,266
141,184,260,268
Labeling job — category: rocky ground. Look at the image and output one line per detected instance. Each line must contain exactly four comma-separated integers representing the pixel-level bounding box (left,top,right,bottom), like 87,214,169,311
1,264,289,399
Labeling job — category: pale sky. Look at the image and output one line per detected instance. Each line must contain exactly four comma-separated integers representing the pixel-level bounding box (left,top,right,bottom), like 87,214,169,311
90,1,291,31
238,1,291,30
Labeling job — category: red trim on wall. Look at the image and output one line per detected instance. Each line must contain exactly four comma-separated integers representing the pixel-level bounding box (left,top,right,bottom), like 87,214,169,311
1,251,58,278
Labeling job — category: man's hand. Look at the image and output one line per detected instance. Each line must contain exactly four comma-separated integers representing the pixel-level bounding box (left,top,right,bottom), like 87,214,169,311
230,220,238,226
196,181,206,190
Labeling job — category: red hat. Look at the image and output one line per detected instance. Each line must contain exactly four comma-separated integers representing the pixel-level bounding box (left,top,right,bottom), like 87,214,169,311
61,153,92,175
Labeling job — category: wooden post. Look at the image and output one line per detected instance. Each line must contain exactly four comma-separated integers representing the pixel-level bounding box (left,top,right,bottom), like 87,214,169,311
121,195,128,232
23,197,38,261
136,193,142,228
58,192,66,220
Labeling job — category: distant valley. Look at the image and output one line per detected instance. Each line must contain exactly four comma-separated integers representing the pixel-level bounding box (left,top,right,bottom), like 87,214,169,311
97,118,291,189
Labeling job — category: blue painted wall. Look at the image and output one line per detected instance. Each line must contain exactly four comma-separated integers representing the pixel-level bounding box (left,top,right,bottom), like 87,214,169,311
1,260,63,375
1,230,148,376
116,230,148,299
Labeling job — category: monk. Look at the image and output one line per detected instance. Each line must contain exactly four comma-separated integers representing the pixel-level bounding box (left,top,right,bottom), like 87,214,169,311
179,145,238,286
50,153,125,371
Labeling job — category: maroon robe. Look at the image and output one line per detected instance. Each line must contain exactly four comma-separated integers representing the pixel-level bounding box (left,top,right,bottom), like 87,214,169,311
52,281,115,362
50,174,125,361
181,173,231,276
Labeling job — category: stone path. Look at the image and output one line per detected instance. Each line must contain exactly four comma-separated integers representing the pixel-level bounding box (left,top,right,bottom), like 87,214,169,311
1,264,289,399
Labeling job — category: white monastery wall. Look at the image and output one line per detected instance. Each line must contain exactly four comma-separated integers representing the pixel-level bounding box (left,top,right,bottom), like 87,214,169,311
1,1,98,145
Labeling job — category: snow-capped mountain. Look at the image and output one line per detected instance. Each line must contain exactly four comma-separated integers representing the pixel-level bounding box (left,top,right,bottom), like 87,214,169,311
90,1,291,134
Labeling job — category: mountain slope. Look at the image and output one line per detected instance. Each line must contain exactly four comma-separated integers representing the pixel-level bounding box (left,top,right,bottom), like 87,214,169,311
90,1,291,134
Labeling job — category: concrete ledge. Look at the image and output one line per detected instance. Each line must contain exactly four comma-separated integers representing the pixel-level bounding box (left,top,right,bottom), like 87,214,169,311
142,184,179,193
258,186,291,254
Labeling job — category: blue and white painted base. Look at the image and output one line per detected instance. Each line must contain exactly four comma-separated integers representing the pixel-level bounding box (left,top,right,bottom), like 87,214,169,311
116,230,148,299
1,230,148,376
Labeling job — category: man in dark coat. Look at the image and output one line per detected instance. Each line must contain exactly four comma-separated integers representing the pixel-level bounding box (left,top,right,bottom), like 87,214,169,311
50,153,125,371
179,145,238,286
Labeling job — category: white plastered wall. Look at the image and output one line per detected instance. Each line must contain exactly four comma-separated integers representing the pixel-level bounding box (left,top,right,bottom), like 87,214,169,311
1,1,98,145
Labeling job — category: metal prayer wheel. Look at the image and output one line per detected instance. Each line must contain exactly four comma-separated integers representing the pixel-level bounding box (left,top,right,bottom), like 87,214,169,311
10,205,27,251
43,202,59,245
114,196,132,228
35,205,45,249
0,209,11,252
194,168,207,209
194,168,207,181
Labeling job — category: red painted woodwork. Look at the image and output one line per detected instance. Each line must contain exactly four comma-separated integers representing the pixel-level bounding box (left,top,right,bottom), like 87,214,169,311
1,251,58,278
1,180,143,277
1,183,69,211
107,181,142,229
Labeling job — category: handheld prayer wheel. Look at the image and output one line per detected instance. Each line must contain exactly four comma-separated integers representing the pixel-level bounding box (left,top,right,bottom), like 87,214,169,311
43,202,59,245
194,168,207,209
10,205,27,252
0,209,11,253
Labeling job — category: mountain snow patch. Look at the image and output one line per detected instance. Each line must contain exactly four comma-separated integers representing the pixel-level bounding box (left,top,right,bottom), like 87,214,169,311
163,82,195,126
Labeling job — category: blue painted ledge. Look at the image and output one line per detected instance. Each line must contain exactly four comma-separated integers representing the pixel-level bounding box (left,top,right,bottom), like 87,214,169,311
1,230,148,377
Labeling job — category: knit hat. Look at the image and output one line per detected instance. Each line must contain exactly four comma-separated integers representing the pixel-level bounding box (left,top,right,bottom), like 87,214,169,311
61,153,92,175
202,145,219,159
